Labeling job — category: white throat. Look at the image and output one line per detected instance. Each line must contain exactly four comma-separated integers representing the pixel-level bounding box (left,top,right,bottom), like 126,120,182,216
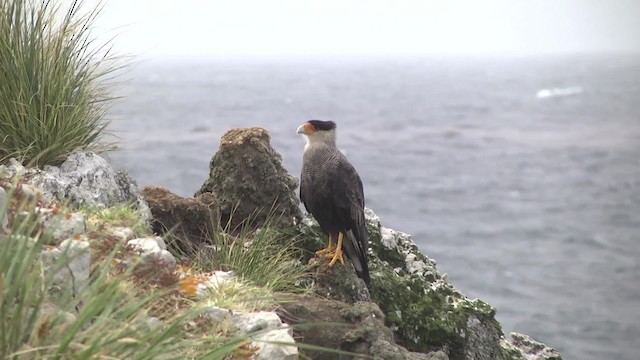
303,129,337,153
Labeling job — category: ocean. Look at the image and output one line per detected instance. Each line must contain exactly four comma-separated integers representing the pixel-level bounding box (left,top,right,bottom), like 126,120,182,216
107,53,640,360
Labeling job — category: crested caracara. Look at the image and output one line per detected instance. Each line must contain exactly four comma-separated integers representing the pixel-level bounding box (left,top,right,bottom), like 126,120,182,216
297,120,370,287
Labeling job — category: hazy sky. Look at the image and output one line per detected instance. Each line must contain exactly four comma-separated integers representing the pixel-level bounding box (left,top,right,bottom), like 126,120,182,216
86,0,640,56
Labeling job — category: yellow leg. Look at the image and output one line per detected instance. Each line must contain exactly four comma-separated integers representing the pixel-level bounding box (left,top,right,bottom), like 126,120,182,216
328,232,345,266
315,233,336,256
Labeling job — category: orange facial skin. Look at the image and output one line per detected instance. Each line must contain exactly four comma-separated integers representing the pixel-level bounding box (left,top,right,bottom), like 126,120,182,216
304,122,316,134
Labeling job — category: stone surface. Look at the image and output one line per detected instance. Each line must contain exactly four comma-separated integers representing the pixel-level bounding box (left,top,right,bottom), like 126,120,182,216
109,226,135,241
312,256,371,304
203,305,298,359
1,152,151,222
142,185,218,248
41,239,91,298
253,328,299,360
0,187,8,233
277,294,447,360
502,333,563,360
195,127,301,229
43,211,86,242
234,310,283,333
196,270,235,296
127,236,177,271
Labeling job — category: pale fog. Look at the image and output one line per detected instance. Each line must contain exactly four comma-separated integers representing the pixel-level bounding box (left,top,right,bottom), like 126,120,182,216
78,1,640,360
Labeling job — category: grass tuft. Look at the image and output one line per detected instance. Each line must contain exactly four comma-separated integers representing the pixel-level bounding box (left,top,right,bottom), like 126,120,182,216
0,0,121,167
169,215,314,295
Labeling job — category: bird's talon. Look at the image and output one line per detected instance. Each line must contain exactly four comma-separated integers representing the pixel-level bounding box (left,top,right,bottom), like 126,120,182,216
315,246,336,256
328,248,344,267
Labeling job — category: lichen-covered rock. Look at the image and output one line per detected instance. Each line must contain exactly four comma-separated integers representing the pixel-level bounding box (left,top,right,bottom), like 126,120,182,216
501,333,563,360
277,294,447,360
297,207,558,360
142,185,218,248
0,152,151,222
195,127,301,229
127,236,177,271
366,208,505,360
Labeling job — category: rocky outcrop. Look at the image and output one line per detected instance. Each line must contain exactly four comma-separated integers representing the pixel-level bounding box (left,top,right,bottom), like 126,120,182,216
501,333,563,360
195,127,301,229
0,134,563,360
277,293,448,360
0,152,150,222
299,210,507,360
141,186,218,248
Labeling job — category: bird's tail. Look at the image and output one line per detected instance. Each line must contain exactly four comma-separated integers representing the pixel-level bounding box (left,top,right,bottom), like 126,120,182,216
345,230,371,288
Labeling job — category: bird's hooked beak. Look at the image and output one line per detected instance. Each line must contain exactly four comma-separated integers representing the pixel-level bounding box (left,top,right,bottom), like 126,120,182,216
296,122,315,135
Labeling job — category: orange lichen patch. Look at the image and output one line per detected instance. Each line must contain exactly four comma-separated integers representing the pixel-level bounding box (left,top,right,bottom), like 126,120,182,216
179,275,207,297
64,212,72,220
176,264,193,275
74,234,81,240
233,341,259,359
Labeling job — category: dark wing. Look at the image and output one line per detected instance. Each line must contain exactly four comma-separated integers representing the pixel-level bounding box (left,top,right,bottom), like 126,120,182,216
332,155,370,286
299,162,312,213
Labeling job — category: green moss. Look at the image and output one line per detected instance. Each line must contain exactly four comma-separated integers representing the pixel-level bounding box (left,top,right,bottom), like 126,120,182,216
364,219,506,360
500,340,527,360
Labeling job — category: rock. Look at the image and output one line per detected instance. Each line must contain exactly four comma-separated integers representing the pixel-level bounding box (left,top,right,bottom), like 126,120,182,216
109,226,135,241
202,305,298,359
42,211,86,242
34,302,77,339
41,239,91,298
312,256,371,304
365,208,504,359
58,239,91,294
2,152,151,221
277,294,446,360
127,236,177,271
234,310,283,333
141,186,218,248
0,187,8,233
195,127,301,229
502,333,563,360
195,270,235,296
253,328,298,360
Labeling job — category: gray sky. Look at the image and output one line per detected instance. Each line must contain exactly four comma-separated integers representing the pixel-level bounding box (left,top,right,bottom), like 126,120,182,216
87,0,640,56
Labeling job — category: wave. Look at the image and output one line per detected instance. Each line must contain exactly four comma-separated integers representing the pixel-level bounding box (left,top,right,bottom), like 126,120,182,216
536,86,583,99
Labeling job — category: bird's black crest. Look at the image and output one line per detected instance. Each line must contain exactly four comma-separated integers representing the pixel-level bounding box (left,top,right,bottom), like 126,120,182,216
308,120,336,131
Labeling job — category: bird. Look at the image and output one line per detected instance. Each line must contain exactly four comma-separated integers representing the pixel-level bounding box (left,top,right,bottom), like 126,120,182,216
297,120,370,287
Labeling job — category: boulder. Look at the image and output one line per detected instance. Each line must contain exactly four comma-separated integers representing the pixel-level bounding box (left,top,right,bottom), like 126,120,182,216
195,127,301,229
277,294,447,360
141,186,218,248
0,152,151,222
